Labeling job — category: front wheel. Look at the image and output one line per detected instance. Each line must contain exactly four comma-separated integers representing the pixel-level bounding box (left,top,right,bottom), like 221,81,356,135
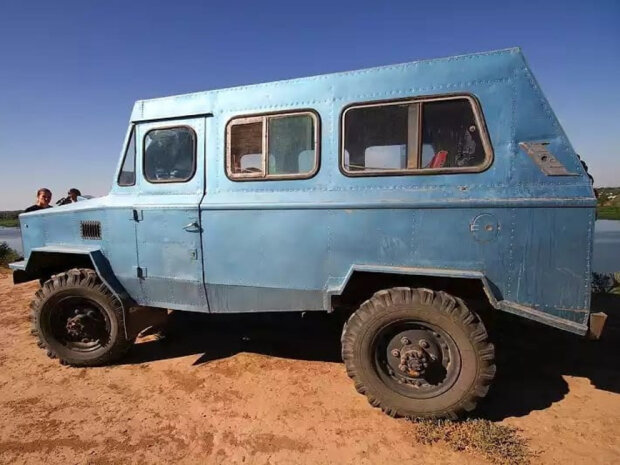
31,268,133,366
341,287,495,419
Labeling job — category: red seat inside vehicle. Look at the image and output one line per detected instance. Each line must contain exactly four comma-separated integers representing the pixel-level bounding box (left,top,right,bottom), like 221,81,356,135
426,150,448,168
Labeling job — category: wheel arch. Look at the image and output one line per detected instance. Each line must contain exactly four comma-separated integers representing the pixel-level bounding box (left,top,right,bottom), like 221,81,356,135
328,265,501,312
14,247,134,337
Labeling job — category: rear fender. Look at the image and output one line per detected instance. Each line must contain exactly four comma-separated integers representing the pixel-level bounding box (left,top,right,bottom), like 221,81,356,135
329,264,588,335
327,264,501,309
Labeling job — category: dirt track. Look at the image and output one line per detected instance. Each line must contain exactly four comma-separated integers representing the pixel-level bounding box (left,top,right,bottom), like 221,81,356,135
1,272,619,464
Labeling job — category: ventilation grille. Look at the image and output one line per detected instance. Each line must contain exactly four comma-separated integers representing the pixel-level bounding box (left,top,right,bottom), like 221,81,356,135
80,221,102,240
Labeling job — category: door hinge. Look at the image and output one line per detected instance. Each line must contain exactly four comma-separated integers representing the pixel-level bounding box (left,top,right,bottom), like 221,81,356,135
136,266,147,279
132,209,143,222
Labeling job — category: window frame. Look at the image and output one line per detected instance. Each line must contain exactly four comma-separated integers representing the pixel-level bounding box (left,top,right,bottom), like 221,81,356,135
142,125,198,184
339,93,493,177
225,109,320,182
117,125,137,187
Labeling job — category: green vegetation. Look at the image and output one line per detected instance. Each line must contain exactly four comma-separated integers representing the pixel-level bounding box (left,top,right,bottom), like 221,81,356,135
0,218,19,227
0,242,19,267
0,210,21,228
592,272,620,294
414,418,533,465
597,188,620,220
597,206,620,220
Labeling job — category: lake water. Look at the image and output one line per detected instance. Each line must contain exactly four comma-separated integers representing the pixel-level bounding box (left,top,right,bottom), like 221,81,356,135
592,220,620,273
1,221,619,271
0,227,22,255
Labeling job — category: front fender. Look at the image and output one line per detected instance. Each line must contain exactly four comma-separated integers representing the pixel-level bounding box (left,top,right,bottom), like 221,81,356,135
10,246,134,337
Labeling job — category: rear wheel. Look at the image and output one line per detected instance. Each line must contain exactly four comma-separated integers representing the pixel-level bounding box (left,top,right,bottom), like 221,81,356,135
31,268,133,366
341,287,495,419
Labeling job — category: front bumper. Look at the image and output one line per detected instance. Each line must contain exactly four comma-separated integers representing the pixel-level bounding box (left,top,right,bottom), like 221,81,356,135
8,260,29,285
8,260,26,271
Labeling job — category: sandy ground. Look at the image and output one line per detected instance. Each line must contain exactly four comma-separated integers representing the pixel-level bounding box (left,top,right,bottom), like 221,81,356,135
0,271,619,465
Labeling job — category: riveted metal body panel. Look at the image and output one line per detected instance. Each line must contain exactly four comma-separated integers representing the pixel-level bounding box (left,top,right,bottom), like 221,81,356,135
13,48,597,335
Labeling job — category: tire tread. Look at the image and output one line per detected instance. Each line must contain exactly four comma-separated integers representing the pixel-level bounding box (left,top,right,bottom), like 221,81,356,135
30,268,132,367
341,287,495,419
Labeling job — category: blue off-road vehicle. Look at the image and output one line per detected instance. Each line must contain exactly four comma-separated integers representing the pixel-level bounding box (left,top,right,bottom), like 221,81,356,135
10,48,606,419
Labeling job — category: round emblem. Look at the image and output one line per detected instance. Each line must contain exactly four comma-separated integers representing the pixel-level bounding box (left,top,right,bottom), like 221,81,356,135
470,214,500,242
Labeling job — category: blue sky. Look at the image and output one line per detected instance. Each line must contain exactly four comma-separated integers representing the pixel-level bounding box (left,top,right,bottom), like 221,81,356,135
0,0,618,210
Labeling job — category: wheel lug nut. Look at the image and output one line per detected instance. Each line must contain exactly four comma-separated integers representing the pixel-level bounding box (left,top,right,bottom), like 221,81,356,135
419,339,430,349
400,337,410,345
391,349,400,357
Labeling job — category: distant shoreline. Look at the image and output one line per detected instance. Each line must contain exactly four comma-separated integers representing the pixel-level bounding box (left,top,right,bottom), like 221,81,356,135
0,188,619,224
597,207,620,221
597,188,620,220
0,210,22,229
0,211,619,224
0,219,19,228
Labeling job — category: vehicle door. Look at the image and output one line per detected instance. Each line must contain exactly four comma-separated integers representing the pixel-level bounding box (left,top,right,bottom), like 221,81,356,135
133,116,208,311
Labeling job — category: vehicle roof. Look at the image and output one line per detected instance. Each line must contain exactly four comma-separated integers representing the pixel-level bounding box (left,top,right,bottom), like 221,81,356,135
131,47,527,123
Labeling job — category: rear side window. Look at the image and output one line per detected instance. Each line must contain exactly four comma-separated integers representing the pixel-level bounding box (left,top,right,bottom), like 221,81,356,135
342,96,491,175
226,112,319,180
118,127,136,186
144,126,196,183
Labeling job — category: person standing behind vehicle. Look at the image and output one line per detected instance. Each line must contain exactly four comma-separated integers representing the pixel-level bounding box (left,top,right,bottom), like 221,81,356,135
24,188,52,212
56,187,82,205
58,188,82,205
67,188,81,202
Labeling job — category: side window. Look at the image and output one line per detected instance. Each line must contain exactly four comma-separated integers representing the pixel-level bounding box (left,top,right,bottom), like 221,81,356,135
118,127,136,186
342,96,491,175
226,112,318,180
420,100,486,169
230,121,263,174
144,126,196,183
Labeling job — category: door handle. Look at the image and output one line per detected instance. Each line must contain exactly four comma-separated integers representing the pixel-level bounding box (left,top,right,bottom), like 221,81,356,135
183,221,201,232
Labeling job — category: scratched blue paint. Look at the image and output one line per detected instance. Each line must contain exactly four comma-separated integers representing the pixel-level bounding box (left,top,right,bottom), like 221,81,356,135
12,48,596,335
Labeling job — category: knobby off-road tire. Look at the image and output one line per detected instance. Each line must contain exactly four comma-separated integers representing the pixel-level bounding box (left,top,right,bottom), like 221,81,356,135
31,268,133,367
341,287,495,419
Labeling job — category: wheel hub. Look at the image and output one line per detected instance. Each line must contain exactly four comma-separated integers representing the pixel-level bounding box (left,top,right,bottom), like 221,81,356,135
379,325,459,395
63,308,104,343
66,314,87,338
398,347,429,378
